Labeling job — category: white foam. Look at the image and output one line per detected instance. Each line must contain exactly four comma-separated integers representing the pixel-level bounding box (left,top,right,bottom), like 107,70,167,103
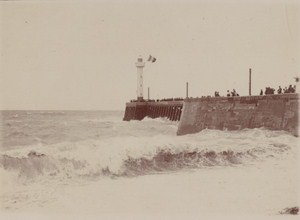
0,126,298,215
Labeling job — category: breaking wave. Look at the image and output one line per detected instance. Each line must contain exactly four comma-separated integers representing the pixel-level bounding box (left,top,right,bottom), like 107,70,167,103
0,128,296,182
0,149,251,179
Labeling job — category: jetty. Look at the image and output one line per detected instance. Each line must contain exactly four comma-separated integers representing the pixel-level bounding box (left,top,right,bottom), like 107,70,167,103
123,57,299,136
123,100,183,121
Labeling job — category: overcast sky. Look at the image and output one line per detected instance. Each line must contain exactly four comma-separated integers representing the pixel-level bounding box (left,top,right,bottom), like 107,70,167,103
1,0,299,110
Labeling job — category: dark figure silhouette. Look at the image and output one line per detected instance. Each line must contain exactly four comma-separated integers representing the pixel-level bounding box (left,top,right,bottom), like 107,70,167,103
277,86,282,94
271,88,275,94
227,90,230,97
260,89,263,95
265,87,275,95
288,85,295,93
231,89,237,97
214,91,220,97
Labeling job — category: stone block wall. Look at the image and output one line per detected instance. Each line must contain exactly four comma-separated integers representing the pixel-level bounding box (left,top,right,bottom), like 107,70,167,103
177,94,299,136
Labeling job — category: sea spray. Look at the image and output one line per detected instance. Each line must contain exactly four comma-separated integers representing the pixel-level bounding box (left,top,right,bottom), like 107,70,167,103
0,128,296,181
0,111,298,213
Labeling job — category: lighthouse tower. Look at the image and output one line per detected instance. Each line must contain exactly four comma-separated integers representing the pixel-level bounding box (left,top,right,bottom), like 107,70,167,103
136,57,145,101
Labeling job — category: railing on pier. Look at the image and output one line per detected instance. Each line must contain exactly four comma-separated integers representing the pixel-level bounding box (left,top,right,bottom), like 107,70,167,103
123,100,183,121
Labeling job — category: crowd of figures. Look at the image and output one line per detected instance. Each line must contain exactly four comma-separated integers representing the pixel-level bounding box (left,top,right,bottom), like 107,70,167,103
214,85,297,97
214,89,239,97
130,85,297,102
130,97,184,103
260,85,296,95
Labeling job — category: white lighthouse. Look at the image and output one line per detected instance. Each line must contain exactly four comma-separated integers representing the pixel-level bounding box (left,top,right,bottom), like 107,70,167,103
136,57,145,101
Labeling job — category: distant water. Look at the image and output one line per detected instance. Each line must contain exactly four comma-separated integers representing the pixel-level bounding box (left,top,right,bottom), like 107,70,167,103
0,110,298,214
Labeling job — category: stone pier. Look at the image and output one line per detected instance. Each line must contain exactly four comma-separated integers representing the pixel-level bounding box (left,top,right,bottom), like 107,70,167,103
123,100,183,122
123,94,299,136
177,93,299,136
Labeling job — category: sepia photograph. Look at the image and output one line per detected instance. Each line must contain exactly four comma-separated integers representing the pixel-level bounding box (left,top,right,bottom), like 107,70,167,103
0,0,299,219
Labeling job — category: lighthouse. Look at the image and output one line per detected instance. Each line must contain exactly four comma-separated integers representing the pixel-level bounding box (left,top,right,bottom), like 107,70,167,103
136,57,145,101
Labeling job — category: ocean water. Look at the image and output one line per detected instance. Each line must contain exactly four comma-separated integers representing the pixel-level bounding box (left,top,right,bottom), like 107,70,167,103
0,110,298,216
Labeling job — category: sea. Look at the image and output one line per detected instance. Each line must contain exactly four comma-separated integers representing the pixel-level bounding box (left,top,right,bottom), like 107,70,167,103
0,110,298,218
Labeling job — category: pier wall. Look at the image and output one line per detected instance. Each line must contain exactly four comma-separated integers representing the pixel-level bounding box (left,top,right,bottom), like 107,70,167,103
177,94,299,136
123,101,183,121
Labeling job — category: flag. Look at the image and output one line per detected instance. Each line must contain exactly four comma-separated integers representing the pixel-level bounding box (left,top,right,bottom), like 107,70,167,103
147,55,156,63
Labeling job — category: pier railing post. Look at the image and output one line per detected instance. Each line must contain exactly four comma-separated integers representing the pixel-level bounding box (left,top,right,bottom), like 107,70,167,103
186,82,189,98
249,68,252,96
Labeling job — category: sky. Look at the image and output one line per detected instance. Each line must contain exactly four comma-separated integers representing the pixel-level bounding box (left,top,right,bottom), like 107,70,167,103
0,0,299,110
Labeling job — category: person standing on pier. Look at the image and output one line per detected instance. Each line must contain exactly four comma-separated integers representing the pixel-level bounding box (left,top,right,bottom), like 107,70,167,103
277,86,282,94
260,89,263,95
